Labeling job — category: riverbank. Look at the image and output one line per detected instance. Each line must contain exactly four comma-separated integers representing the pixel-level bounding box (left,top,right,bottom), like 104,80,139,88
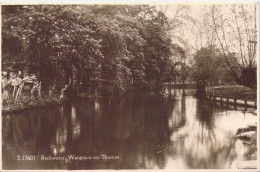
2,95,60,114
235,123,257,169
2,90,101,114
207,85,257,168
207,85,256,101
3,85,256,113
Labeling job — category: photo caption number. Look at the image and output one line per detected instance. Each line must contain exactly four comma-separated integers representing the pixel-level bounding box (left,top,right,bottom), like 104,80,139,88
17,155,36,161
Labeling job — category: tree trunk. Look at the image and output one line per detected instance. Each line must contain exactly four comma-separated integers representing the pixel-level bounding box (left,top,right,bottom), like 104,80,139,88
22,39,30,77
195,83,206,98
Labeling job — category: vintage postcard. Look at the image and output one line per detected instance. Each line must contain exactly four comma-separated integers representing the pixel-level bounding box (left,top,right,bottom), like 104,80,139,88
1,1,259,171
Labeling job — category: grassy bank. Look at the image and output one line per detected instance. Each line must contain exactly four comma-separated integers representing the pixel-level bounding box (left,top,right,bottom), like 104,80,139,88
2,91,97,113
207,85,256,101
2,95,60,114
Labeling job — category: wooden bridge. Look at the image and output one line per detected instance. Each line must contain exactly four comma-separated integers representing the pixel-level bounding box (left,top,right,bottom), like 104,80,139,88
163,82,198,89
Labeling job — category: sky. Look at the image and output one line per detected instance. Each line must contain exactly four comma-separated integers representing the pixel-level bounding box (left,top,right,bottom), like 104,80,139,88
155,4,205,57
158,4,203,19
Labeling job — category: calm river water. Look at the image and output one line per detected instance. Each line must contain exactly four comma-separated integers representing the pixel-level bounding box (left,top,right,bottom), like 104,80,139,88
2,89,257,169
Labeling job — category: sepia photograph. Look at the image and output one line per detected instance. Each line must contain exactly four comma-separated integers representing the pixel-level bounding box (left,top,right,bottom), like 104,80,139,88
1,2,258,170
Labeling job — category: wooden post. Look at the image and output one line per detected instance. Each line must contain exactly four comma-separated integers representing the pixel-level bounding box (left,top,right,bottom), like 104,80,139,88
227,97,229,106
233,98,237,110
244,99,247,108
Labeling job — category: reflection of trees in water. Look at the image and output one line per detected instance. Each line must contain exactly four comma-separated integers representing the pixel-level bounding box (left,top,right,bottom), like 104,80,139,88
130,94,172,169
161,91,240,169
167,89,186,132
2,105,81,167
165,89,187,161
2,107,62,165
2,89,246,170
62,92,177,169
174,97,237,169
54,105,81,154
118,93,174,169
115,91,188,169
196,98,216,145
2,102,84,169
183,137,237,169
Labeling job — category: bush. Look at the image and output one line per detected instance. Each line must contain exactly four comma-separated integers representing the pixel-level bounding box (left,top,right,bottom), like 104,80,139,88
2,94,60,113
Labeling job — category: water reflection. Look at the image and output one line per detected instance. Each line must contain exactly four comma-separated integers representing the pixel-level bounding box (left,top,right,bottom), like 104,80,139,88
2,89,257,169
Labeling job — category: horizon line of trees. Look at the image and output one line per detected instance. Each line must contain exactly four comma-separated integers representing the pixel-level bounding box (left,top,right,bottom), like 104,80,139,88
2,4,257,100
3,5,183,96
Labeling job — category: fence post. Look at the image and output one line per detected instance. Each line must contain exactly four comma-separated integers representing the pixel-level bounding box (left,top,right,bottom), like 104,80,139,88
227,97,229,105
244,99,247,108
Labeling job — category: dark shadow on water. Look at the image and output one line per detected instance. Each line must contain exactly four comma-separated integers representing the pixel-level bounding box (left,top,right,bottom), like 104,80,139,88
2,89,257,169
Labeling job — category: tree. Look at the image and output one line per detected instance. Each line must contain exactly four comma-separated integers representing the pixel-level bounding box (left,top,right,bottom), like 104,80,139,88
192,46,232,87
2,5,174,95
2,5,104,90
208,4,257,89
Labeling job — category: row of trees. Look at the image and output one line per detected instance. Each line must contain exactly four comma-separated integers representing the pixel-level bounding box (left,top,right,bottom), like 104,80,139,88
3,5,187,96
2,4,257,99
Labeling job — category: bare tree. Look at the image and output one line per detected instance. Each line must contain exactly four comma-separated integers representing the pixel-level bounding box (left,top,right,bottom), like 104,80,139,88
208,4,257,88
